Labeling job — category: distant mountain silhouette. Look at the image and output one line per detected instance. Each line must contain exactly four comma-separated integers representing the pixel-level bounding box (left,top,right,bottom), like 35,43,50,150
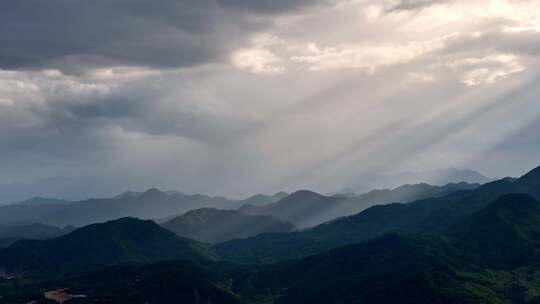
16,197,72,206
0,217,216,275
162,208,295,243
0,189,289,227
342,168,493,194
26,189,238,227
0,222,74,240
0,199,73,226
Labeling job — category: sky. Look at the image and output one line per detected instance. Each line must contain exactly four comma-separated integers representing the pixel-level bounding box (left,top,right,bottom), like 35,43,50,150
1,0,540,201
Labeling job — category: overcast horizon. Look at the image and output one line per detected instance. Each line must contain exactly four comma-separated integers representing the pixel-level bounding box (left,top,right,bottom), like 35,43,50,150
2,0,540,201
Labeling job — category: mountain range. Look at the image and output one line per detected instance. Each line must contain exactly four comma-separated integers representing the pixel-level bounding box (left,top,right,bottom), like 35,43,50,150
230,193,540,304
0,190,287,227
2,165,540,303
241,182,480,228
341,167,494,194
0,182,478,230
213,166,540,263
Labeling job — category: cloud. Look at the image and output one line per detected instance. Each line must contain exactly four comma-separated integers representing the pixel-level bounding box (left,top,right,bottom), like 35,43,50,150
408,72,436,83
1,0,540,202
232,48,285,74
0,0,327,73
447,54,526,86
290,35,451,72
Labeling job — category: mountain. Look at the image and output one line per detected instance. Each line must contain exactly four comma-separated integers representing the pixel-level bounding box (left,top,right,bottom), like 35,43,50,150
239,192,289,207
0,222,74,240
239,182,480,229
0,217,216,276
4,167,540,303
48,261,242,304
0,182,477,229
240,190,344,228
0,238,20,249
162,208,296,243
16,197,71,206
0,260,244,304
232,233,478,304
0,188,290,228
28,188,243,227
113,190,144,199
392,168,494,186
357,182,479,206
0,198,72,226
449,193,540,269
231,194,540,304
342,168,493,194
214,166,540,263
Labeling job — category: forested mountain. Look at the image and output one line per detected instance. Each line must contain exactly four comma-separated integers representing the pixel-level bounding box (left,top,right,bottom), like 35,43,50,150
230,193,540,304
0,218,216,276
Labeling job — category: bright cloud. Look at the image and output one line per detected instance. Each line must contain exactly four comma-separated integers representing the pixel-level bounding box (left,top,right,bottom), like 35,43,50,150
448,54,526,86
290,35,450,72
232,49,285,75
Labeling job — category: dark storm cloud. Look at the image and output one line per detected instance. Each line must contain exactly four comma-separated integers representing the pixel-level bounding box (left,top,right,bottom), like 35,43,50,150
0,0,326,72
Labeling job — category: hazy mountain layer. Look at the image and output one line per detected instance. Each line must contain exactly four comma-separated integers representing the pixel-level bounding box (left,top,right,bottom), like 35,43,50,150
162,208,295,243
0,189,288,228
240,182,479,228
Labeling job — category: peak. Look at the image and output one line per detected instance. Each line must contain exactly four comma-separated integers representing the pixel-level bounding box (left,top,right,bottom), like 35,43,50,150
183,208,221,216
394,183,432,190
144,188,163,194
140,188,166,198
19,197,68,205
114,190,143,199
519,165,540,182
105,217,147,225
289,190,323,198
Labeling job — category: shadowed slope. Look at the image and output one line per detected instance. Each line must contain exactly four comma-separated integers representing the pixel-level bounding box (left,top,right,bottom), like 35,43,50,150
0,217,217,276
449,194,540,269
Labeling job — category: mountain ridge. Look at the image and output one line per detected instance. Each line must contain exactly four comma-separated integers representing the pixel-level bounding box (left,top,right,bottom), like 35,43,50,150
162,208,296,243
0,217,216,276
